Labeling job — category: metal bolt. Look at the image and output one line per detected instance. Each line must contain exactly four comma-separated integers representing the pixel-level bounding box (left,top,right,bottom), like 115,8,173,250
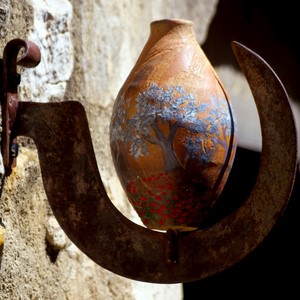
10,143,19,158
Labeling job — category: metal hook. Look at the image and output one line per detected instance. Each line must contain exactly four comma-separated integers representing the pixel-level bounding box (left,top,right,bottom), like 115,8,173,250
11,41,297,283
0,38,41,175
0,38,297,283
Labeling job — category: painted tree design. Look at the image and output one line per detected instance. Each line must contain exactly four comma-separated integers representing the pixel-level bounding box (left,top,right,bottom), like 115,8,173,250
111,83,231,172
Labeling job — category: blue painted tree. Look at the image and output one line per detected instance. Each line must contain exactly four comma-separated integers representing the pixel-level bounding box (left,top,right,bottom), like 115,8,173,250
111,83,231,172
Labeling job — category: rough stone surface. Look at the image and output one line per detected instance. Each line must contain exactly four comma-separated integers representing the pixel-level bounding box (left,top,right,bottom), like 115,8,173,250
0,0,33,48
0,0,10,27
0,0,218,299
46,215,67,251
20,0,74,102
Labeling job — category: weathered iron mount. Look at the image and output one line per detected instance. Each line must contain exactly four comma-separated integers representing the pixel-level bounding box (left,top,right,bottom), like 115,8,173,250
0,38,297,283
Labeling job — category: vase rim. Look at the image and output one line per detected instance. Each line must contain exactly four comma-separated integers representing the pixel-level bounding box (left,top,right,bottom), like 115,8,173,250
151,19,194,26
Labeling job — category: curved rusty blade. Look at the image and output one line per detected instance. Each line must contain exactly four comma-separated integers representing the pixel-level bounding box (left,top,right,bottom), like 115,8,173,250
14,41,297,283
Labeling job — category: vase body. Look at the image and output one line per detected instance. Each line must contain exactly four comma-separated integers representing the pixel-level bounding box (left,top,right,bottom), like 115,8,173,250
110,19,237,231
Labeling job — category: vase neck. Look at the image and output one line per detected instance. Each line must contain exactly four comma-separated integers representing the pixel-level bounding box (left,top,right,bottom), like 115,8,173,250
133,19,196,67
121,19,197,88
149,19,195,44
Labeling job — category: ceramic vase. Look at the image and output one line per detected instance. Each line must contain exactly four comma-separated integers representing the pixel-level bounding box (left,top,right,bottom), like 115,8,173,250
110,19,237,231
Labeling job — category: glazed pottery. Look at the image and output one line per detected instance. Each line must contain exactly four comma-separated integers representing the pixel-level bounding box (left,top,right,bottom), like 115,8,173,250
110,19,237,231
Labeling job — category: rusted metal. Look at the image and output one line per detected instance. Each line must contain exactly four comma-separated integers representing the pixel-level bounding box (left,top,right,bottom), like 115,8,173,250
12,40,297,283
0,38,40,174
164,229,179,264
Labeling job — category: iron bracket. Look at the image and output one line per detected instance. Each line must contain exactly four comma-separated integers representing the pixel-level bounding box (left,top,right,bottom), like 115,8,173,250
0,38,40,175
0,39,297,283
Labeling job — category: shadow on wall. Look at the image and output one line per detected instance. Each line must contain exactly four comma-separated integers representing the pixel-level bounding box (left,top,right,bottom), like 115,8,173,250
184,0,300,298
202,0,300,102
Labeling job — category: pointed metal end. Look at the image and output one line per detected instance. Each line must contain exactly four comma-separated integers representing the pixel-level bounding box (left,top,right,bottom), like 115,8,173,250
231,40,256,63
231,40,282,88
231,40,248,57
231,41,258,74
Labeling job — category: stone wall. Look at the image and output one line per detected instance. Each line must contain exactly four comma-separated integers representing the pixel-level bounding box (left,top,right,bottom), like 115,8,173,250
0,0,218,299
